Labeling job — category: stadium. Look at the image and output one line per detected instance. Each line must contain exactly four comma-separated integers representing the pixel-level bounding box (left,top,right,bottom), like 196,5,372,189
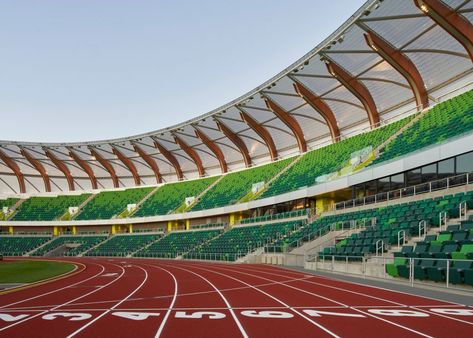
1,0,473,337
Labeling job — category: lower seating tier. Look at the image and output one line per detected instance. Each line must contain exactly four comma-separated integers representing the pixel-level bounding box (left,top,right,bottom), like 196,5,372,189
186,220,302,261
86,234,162,257
134,229,222,258
0,236,51,256
31,235,108,257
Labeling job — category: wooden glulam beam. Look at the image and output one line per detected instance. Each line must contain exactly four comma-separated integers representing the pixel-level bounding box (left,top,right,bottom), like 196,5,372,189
44,149,75,191
154,140,183,180
20,148,51,192
113,147,140,186
133,144,162,184
112,147,141,186
293,81,341,143
239,110,278,161
173,135,205,177
69,150,98,189
364,30,429,110
325,60,380,127
414,0,473,62
89,148,119,188
264,97,307,153
0,148,26,193
216,120,252,168
194,128,228,173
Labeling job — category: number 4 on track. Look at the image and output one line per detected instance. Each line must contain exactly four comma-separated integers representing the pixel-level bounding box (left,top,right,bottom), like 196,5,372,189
112,312,161,321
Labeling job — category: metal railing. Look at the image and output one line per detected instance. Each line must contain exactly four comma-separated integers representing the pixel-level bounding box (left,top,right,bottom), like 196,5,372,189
305,255,473,290
263,217,375,254
326,172,473,213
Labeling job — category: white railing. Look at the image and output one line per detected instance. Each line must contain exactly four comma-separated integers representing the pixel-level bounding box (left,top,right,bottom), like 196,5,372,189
418,220,427,239
328,172,473,213
305,255,473,290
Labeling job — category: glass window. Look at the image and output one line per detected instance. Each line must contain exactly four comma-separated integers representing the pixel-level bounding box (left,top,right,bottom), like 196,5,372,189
365,180,377,196
438,158,455,179
354,184,365,199
406,168,422,186
456,152,473,174
377,177,390,193
391,173,405,190
421,163,437,182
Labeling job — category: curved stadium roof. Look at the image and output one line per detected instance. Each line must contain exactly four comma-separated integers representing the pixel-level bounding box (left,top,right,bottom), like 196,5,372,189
1,0,473,194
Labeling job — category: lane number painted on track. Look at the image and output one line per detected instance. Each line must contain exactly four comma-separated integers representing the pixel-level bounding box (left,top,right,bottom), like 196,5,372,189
42,313,92,321
112,312,161,321
1,308,471,323
101,273,118,277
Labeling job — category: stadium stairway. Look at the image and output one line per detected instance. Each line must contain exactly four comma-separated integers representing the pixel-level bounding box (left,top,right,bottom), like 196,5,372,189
175,229,227,259
86,233,163,257
126,186,161,217
30,234,109,257
370,107,431,165
70,194,97,220
2,198,25,221
26,236,57,256
79,235,115,257
176,175,226,213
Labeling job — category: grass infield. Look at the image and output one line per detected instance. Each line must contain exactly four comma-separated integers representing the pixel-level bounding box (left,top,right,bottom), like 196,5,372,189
0,260,75,283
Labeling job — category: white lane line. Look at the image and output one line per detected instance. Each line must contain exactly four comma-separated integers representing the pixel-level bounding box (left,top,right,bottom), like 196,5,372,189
145,264,178,338
12,275,313,310
174,262,339,338
410,306,473,326
211,264,434,338
67,265,149,338
154,262,248,338
0,263,125,333
238,265,473,326
0,262,105,309
350,307,433,338
236,265,406,306
250,264,466,307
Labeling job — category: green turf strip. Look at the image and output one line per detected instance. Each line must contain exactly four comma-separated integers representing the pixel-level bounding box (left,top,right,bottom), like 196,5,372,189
0,260,75,283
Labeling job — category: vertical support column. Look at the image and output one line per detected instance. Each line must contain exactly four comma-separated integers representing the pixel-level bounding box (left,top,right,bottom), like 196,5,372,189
8,226,13,235
128,224,133,233
167,221,173,232
185,220,190,230
72,226,76,235
111,225,116,235
53,226,59,236
316,197,335,215
229,212,244,226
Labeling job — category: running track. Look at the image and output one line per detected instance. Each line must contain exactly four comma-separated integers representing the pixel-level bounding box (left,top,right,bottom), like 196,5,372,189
0,258,472,337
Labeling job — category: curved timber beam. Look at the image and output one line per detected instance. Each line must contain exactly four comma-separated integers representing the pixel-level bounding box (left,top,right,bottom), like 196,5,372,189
69,150,98,189
89,148,119,188
293,81,341,142
154,140,183,180
325,61,380,127
364,30,429,110
264,97,307,153
112,147,140,186
173,135,205,177
239,111,278,161
194,128,228,173
216,120,252,168
133,144,162,184
415,0,473,62
20,148,51,192
0,148,26,193
44,149,75,191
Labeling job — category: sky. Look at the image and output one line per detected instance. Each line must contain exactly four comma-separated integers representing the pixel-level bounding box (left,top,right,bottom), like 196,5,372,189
0,0,366,143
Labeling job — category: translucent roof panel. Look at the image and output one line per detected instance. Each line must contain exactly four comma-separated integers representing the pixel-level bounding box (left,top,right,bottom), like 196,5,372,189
1,0,472,194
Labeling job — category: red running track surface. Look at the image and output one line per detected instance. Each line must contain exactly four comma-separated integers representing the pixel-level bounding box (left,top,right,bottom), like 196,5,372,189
0,257,472,338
